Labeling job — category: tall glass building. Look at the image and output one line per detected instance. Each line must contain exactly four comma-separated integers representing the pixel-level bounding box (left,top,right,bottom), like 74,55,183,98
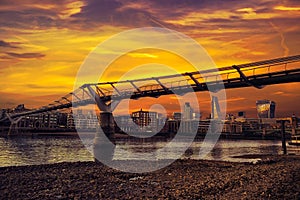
256,100,276,118
183,102,193,120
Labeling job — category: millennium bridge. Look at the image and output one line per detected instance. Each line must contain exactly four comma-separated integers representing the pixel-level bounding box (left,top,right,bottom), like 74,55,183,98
1,54,300,135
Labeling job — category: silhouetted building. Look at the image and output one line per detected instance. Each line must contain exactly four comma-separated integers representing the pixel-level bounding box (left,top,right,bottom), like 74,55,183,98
256,100,276,118
131,109,157,131
238,111,246,118
57,113,68,128
19,112,60,128
0,109,7,119
183,102,193,120
292,114,298,128
173,112,182,120
165,119,180,133
67,112,75,129
14,104,29,112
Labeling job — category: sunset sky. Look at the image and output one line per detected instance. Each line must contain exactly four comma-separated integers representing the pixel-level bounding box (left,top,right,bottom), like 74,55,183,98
1,0,300,117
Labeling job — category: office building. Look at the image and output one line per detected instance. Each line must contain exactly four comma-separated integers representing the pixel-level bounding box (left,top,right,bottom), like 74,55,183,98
183,102,193,120
131,109,158,131
256,100,276,118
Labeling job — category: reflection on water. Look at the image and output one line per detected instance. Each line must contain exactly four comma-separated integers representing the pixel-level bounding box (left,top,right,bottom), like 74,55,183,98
0,133,283,167
198,140,281,162
0,136,94,167
114,139,282,163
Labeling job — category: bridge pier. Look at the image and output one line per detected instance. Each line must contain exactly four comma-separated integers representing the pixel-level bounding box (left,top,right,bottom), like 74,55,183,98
93,112,115,163
277,119,289,155
8,122,19,136
6,114,23,136
292,115,297,135
99,112,115,138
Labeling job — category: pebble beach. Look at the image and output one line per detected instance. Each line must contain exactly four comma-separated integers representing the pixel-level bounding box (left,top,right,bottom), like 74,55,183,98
1,155,300,199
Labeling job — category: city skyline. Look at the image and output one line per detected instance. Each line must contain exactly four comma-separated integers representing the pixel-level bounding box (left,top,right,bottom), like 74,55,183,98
1,0,300,117
3,101,298,138
2,99,291,121
1,1,300,196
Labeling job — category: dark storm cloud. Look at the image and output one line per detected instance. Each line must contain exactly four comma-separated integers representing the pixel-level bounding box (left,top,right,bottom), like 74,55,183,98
69,0,259,30
0,0,77,33
117,0,267,19
129,0,299,26
0,10,60,31
6,52,45,59
0,0,299,32
70,0,159,28
0,40,19,48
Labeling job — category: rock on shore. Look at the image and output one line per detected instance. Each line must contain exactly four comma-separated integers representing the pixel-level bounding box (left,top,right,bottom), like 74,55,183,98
1,156,300,199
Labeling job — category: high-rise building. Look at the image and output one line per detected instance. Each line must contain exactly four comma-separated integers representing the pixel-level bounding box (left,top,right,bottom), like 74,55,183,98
183,102,193,120
256,100,276,118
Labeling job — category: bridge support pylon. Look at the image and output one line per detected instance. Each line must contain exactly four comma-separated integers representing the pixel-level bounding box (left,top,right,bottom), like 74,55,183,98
94,112,116,162
6,113,23,136
86,85,120,162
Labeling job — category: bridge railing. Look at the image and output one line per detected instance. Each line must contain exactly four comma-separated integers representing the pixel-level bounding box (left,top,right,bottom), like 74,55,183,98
77,55,300,100
93,57,300,97
203,55,300,83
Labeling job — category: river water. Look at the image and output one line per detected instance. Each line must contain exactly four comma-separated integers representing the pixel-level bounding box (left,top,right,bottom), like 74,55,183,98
0,133,284,167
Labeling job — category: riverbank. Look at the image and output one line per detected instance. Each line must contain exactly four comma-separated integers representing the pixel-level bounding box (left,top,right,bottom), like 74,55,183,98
1,155,300,199
0,130,289,141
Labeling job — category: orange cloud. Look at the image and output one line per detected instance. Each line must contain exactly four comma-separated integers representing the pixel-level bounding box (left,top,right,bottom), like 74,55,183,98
274,6,300,11
0,0,299,117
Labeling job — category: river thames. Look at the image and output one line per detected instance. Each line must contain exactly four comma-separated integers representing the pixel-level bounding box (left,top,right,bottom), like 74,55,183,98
0,133,283,167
